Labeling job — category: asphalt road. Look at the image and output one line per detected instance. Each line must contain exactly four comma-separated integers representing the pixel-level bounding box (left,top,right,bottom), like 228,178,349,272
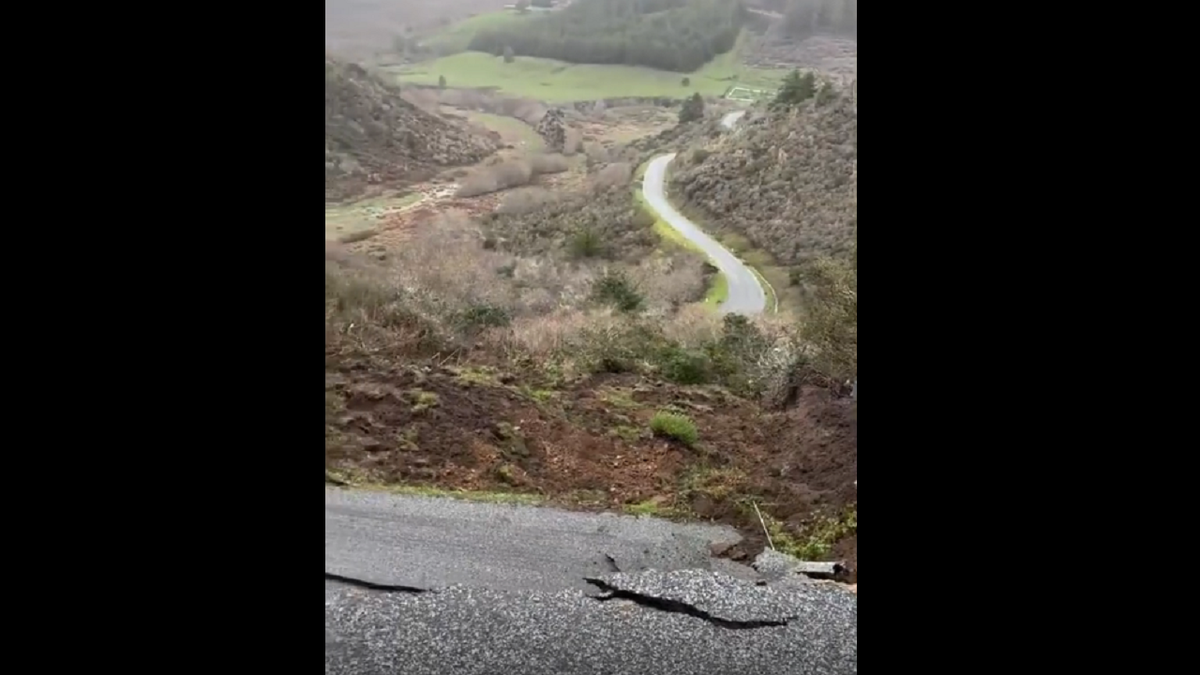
325,487,858,674
325,487,752,594
642,110,767,315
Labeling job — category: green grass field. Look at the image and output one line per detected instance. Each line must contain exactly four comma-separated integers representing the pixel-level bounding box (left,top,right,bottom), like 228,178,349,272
325,191,421,241
391,29,786,102
459,110,545,151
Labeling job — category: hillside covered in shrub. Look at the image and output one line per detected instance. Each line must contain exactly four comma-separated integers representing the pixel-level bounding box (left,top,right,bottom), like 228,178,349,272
324,56,499,201
671,88,857,266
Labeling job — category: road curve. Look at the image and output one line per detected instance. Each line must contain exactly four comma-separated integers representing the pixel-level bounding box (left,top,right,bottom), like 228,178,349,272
642,110,766,315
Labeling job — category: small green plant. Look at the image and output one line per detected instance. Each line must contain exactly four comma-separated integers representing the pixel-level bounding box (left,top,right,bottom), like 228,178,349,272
494,463,517,484
681,76,690,86
590,269,644,312
650,410,698,446
609,424,643,442
409,390,440,413
438,74,447,89
569,227,604,258
457,304,511,331
767,506,857,560
624,499,663,516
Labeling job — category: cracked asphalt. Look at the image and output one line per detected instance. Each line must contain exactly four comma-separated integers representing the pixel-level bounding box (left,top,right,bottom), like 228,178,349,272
325,488,857,674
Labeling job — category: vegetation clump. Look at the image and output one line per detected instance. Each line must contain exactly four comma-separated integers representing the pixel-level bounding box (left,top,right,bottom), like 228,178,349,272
650,410,699,446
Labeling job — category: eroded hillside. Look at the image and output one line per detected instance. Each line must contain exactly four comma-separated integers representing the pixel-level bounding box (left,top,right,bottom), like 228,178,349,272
325,56,499,201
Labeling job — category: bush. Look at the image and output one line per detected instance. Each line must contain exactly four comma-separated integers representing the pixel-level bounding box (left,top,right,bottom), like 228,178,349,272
570,228,605,258
650,410,698,446
456,160,534,197
591,162,632,192
563,129,583,156
497,187,557,215
457,304,512,332
657,345,710,384
529,153,570,174
681,77,690,86
591,270,644,312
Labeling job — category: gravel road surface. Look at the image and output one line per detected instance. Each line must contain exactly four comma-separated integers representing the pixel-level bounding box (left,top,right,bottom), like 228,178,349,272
325,488,857,674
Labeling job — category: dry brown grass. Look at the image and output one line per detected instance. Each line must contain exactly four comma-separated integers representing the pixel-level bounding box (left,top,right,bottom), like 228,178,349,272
455,154,570,198
591,162,633,193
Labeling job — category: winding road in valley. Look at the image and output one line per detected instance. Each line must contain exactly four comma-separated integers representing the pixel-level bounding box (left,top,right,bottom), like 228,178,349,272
641,109,770,315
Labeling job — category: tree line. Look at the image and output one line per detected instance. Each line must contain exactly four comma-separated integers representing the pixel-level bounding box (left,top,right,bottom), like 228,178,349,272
782,0,857,38
753,0,857,38
469,0,745,72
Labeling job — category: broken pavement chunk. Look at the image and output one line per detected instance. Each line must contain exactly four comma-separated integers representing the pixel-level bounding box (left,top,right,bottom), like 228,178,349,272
753,550,848,581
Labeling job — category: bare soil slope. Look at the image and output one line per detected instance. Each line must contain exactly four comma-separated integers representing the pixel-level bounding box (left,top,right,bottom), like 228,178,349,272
325,56,499,202
671,96,857,265
325,356,859,580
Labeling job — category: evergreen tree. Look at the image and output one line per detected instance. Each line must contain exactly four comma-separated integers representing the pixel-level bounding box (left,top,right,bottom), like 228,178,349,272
772,69,816,108
679,92,705,123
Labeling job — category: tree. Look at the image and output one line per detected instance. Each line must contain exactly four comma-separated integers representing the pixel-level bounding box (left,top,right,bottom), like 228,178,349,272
503,45,515,63
798,251,856,381
678,92,705,123
438,75,447,89
772,69,816,108
681,76,690,86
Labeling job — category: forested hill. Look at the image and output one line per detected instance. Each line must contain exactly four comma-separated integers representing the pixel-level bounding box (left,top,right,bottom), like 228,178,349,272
469,0,745,72
754,0,857,38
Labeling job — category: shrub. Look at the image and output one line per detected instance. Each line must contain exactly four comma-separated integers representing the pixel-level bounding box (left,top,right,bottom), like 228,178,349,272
591,270,644,312
656,345,710,384
570,228,604,258
529,153,570,174
591,162,632,192
456,160,534,197
650,410,698,446
457,304,512,332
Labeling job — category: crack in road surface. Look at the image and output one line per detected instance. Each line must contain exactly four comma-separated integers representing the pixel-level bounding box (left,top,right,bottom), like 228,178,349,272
586,579,791,630
324,572,431,593
642,110,767,315
325,489,857,674
585,569,803,626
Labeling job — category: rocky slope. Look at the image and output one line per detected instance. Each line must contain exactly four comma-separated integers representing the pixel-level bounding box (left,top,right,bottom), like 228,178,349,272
325,56,499,201
670,96,857,266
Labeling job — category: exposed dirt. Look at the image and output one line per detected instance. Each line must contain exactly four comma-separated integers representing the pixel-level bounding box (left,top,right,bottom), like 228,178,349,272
325,356,858,581
325,56,500,202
